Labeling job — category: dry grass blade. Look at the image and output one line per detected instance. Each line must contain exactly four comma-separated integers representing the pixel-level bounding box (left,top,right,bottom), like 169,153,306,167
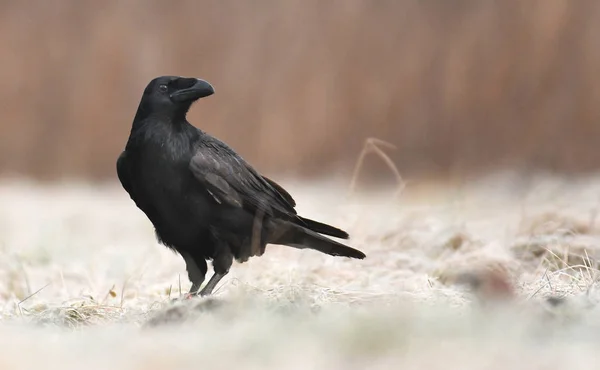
366,138,397,150
120,279,128,308
348,137,405,198
251,208,266,258
18,283,51,307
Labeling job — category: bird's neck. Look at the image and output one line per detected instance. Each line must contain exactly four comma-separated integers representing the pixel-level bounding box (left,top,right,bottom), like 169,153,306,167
131,100,191,130
131,109,190,130
127,113,198,148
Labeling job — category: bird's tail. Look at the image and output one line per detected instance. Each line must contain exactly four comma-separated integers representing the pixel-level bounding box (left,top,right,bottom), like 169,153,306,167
297,216,349,239
270,221,366,259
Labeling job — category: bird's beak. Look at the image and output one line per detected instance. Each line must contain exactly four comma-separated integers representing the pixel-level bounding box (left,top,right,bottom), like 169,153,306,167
170,78,215,102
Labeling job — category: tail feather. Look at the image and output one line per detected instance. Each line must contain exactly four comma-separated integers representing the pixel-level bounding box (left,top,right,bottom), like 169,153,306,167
272,222,365,259
297,216,349,239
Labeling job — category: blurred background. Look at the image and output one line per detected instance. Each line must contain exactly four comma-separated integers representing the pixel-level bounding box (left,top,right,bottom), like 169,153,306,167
1,0,599,184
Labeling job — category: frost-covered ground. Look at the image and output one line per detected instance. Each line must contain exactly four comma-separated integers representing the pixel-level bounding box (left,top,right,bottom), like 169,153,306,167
2,172,600,369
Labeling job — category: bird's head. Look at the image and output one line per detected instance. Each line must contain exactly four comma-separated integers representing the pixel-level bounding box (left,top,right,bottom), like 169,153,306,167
137,76,215,119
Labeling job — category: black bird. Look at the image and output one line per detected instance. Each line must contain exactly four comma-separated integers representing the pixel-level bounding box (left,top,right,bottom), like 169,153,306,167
117,76,366,297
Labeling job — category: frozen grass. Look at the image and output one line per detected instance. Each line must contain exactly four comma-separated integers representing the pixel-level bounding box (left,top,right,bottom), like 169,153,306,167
2,172,600,369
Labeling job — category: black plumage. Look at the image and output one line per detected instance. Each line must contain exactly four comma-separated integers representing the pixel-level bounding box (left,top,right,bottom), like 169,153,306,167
117,76,366,296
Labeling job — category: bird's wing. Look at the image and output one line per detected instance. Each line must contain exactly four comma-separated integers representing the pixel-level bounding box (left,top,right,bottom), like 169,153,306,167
261,175,296,207
116,151,133,196
189,141,297,218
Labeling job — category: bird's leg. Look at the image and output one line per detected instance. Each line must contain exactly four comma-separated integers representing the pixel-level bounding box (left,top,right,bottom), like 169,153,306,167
199,272,227,296
181,252,207,298
199,244,233,296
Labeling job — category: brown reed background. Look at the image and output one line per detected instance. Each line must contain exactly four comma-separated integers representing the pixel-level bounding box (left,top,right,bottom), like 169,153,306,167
1,0,599,182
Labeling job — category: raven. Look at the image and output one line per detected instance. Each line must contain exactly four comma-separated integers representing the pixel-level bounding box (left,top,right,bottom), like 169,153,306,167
117,76,366,297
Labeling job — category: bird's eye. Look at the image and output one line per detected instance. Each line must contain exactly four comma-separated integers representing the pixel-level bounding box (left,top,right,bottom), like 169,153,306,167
159,84,168,93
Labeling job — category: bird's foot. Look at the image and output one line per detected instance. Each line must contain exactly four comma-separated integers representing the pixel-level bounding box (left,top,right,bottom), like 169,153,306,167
170,292,199,303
